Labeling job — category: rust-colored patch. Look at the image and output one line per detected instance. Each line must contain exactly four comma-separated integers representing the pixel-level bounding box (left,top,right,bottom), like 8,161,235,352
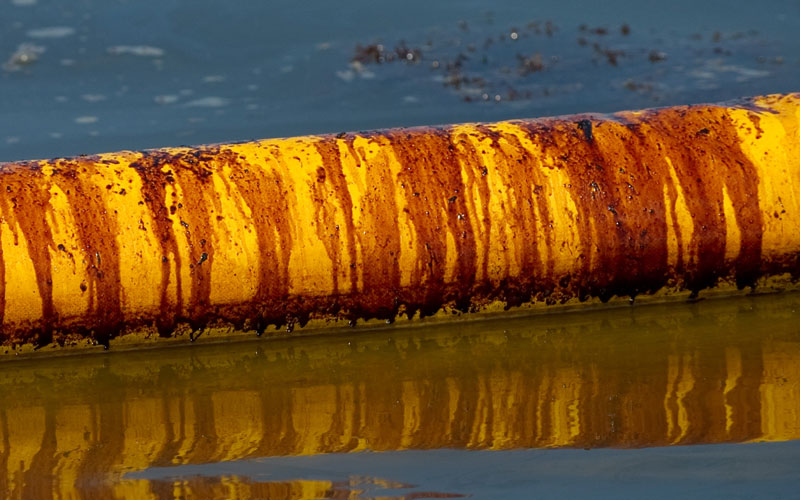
386,128,477,316
164,150,217,332
474,124,558,305
130,154,185,336
53,158,124,347
1,163,58,346
450,131,493,292
312,139,357,297
339,135,404,318
223,147,295,333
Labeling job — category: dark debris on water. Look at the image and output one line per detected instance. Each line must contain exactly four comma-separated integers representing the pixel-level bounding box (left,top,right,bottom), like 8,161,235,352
347,15,785,105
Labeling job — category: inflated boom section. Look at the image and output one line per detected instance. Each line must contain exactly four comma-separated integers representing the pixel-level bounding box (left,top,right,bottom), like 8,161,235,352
1,93,799,348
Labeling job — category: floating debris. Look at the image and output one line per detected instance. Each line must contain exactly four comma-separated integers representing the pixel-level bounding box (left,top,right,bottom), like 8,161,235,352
2,43,45,72
353,42,423,64
346,17,787,105
517,52,545,75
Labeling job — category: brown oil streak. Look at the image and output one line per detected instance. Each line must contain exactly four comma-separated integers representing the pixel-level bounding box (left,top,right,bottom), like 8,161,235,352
565,119,635,299
477,125,558,304
312,139,357,296
1,162,57,345
130,155,184,335
133,149,219,332
516,133,557,296
475,125,542,304
663,165,686,274
450,131,492,289
344,136,402,317
631,105,764,290
386,128,476,316
224,148,294,330
515,103,763,301
167,150,217,329
517,120,599,299
613,119,686,278
590,119,671,296
0,222,5,330
638,111,727,292
53,158,124,345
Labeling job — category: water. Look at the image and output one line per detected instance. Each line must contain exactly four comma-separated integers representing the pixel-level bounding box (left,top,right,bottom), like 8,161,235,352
130,444,800,499
1,0,799,162
1,292,799,498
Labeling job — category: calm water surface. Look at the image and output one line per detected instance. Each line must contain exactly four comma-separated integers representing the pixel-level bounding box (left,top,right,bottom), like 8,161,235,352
1,292,799,498
2,0,800,162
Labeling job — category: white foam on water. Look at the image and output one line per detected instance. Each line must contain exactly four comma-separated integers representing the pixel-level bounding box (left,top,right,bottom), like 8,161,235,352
81,94,107,103
26,27,76,39
74,116,98,125
183,97,230,108
107,45,165,57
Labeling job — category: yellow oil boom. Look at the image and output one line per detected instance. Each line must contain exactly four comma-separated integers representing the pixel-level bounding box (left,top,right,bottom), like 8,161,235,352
0,93,799,349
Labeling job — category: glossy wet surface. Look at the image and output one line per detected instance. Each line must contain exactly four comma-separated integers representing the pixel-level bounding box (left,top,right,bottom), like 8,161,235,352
1,292,799,498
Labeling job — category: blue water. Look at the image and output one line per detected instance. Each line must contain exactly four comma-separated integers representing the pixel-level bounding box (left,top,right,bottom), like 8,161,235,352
129,442,800,499
1,0,799,162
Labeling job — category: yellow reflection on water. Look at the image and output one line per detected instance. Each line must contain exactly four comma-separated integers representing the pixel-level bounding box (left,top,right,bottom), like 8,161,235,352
0,293,799,498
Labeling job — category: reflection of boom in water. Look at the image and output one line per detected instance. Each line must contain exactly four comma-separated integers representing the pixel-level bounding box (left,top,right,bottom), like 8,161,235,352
0,293,798,498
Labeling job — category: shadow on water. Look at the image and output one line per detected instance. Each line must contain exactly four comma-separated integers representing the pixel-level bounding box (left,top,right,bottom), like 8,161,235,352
0,292,798,498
